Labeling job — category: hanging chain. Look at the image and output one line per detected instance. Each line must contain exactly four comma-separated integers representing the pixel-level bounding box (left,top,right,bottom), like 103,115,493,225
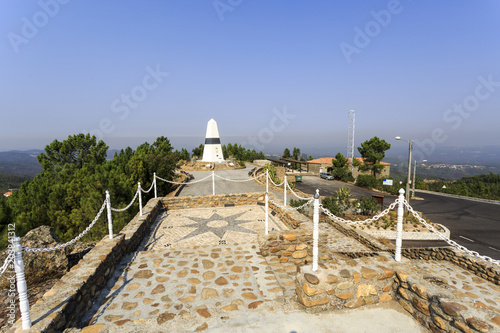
24,199,107,253
111,189,139,212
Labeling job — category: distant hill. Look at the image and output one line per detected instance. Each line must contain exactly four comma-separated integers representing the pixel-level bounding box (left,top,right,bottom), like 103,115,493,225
0,150,43,177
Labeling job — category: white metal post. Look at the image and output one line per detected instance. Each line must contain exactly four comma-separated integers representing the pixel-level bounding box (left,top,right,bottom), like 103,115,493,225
138,182,143,217
12,236,31,330
265,170,269,235
154,172,157,199
284,175,287,207
395,188,405,262
212,170,215,196
312,189,320,271
106,190,113,239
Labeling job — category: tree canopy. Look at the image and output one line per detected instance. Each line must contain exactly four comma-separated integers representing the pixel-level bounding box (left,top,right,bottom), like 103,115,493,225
357,137,391,176
331,152,352,182
0,134,178,248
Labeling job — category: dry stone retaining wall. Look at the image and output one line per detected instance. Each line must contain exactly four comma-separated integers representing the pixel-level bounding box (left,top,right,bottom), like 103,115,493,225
294,254,395,309
258,231,332,266
393,270,500,332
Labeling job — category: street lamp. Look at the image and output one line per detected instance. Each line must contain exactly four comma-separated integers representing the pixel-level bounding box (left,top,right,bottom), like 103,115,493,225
395,136,412,204
412,159,427,197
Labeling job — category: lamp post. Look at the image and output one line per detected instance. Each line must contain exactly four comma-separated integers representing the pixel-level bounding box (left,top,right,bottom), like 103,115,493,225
395,136,412,204
411,159,427,197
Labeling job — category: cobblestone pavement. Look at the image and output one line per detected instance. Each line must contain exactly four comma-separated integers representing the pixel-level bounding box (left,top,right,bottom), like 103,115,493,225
78,206,425,332
81,206,300,330
141,206,287,249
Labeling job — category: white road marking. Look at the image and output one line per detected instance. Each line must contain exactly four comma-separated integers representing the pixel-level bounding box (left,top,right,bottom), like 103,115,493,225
488,246,500,252
459,235,475,243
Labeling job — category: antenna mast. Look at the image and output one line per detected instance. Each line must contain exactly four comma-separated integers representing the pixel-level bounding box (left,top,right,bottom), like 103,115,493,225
347,110,355,173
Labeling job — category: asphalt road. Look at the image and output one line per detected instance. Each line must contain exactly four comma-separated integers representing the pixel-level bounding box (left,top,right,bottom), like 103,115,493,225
294,175,500,260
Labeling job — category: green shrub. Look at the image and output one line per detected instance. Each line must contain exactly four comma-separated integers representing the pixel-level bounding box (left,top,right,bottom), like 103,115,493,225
353,196,380,215
321,188,351,216
355,175,380,189
290,198,308,215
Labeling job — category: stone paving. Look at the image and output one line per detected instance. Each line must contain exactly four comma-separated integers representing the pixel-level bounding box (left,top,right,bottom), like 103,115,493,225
141,206,288,249
410,259,500,314
79,203,500,332
81,206,300,330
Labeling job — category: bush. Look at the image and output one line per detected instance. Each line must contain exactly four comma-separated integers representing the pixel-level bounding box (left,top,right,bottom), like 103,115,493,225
321,188,351,216
353,196,380,215
290,198,308,215
355,175,380,189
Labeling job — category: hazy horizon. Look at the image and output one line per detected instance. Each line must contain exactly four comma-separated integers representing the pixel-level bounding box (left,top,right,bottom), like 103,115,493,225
2,1,499,162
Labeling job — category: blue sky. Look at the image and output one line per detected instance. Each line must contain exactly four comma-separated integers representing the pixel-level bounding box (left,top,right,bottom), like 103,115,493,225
1,1,499,159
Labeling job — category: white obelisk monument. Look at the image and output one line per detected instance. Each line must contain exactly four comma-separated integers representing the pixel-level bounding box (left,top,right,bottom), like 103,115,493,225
202,118,224,163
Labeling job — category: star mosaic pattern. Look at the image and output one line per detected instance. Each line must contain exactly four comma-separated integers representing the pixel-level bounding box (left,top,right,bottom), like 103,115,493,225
179,211,256,241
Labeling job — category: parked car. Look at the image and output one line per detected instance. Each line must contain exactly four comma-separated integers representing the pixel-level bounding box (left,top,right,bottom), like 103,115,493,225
320,172,333,180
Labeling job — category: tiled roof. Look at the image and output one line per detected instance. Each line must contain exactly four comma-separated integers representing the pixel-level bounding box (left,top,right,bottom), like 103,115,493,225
3,192,12,197
307,157,390,166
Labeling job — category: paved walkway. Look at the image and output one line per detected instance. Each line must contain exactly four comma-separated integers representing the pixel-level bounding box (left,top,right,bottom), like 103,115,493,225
78,205,428,332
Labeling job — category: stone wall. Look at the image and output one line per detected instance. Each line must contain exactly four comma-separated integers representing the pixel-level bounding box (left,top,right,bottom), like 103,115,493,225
258,231,332,265
393,270,500,332
267,195,310,229
401,247,500,286
295,254,395,309
11,198,162,332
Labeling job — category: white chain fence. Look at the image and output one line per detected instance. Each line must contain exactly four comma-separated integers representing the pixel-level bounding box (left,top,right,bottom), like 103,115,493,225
140,180,155,193
286,182,314,200
24,199,107,253
156,173,211,185
269,197,314,211
0,251,14,276
111,189,139,212
269,177,285,187
215,172,266,183
320,200,399,225
403,200,500,266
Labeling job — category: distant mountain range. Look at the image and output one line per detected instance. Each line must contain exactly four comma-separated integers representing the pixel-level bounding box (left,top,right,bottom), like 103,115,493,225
0,150,43,177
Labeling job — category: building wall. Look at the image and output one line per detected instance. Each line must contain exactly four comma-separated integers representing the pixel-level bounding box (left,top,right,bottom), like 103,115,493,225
311,163,390,179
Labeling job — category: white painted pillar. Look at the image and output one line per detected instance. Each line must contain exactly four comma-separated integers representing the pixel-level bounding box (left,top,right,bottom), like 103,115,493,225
284,175,287,207
154,172,157,199
12,236,31,330
106,190,113,239
212,171,215,196
138,182,143,217
265,170,269,235
395,188,405,262
312,189,320,272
